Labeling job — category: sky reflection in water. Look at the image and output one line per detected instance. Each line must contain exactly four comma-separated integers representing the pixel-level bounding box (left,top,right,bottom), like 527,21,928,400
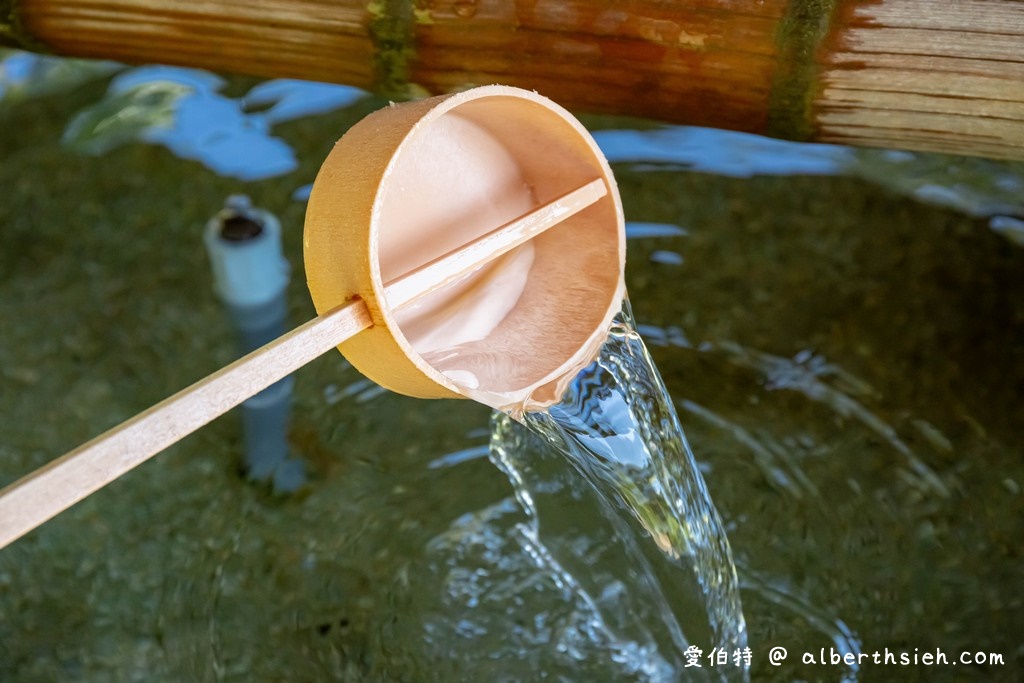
4,51,1021,230
56,62,366,180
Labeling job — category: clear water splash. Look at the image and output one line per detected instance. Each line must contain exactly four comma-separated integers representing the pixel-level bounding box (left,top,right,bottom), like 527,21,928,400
424,492,679,681
479,298,747,679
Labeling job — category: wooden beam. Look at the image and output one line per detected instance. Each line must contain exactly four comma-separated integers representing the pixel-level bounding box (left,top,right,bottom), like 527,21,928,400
4,0,1023,160
817,0,1024,160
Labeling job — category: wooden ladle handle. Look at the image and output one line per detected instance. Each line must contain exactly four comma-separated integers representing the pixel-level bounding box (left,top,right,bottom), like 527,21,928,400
0,178,606,550
0,301,372,550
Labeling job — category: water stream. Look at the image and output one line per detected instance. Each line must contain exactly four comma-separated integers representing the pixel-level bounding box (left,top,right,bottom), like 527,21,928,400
434,298,748,680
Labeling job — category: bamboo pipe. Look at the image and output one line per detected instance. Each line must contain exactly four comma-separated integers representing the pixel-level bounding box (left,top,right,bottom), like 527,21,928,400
2,0,1023,160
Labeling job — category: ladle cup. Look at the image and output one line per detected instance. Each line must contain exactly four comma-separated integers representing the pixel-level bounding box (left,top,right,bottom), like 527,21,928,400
0,85,626,549
305,85,625,412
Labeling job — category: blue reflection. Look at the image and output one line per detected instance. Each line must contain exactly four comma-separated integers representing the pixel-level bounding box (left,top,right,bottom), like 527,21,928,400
626,222,689,239
593,127,853,177
63,65,366,181
990,215,1024,246
113,65,222,92
292,183,314,202
0,49,120,102
0,51,36,85
649,250,684,266
124,67,297,180
243,79,365,124
9,48,1015,226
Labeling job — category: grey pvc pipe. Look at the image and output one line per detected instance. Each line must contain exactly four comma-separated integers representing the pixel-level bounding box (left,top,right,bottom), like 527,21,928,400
204,195,305,492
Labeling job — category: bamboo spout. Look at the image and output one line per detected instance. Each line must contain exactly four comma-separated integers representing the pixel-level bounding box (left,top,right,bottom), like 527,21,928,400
4,0,1024,160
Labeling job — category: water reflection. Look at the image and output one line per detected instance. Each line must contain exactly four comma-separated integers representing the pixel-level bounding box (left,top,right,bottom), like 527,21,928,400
712,342,948,497
8,47,1019,227
636,320,952,500
680,400,820,500
425,492,680,681
60,64,365,180
626,222,689,239
593,127,853,177
989,215,1024,246
739,568,862,683
593,126,1024,228
649,250,685,266
0,50,119,102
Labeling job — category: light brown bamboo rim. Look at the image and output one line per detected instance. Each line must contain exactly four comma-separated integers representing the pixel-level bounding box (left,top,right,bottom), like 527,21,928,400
4,0,1023,160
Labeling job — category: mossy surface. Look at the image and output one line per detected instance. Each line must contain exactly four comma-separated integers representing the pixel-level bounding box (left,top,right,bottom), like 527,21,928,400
367,0,417,101
0,0,49,52
767,0,841,141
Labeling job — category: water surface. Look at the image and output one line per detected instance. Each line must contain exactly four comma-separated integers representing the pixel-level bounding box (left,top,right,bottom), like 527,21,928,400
1,52,1022,681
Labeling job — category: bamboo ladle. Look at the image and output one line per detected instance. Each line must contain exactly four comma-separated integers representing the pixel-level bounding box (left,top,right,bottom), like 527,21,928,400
0,85,626,550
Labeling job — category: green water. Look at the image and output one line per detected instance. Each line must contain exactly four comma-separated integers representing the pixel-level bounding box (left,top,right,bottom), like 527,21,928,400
1,57,1023,681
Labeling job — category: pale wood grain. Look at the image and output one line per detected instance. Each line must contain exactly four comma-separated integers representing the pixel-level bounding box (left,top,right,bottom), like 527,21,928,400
818,0,1024,159
384,178,606,309
0,175,606,549
0,300,373,549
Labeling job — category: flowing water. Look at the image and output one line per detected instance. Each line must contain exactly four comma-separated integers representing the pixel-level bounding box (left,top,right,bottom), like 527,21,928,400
515,300,746,673
446,297,748,681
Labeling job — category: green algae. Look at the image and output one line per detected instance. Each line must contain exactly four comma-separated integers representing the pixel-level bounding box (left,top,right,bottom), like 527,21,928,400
0,0,49,52
767,0,841,141
367,0,418,101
